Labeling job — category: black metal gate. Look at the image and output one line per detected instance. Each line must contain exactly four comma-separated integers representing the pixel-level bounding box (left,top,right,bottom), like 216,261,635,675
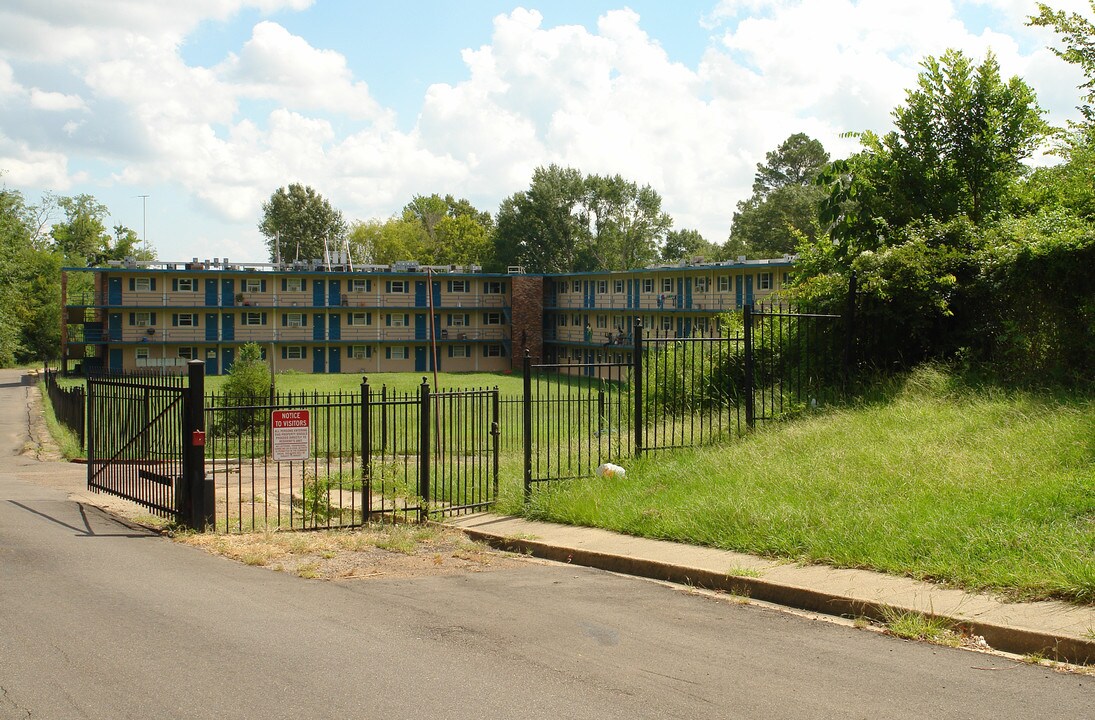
87,361,211,528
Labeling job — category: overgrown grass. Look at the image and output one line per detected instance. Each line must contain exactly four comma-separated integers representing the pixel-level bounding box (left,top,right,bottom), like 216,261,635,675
37,380,84,459
521,365,1095,604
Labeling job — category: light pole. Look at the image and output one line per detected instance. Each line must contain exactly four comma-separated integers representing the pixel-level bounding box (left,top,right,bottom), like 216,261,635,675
137,194,149,253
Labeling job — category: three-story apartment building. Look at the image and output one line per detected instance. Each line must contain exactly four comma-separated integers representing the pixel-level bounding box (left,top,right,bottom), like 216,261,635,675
61,256,792,375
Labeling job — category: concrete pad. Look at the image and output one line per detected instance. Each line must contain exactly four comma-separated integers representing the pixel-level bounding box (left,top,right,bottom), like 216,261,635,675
448,512,1095,664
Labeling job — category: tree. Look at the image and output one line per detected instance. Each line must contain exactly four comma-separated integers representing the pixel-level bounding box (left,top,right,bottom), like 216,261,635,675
1030,2,1095,122
259,184,347,264
493,166,674,273
400,193,494,266
728,133,829,257
493,165,591,273
347,218,424,266
50,194,109,265
584,174,671,270
661,229,717,262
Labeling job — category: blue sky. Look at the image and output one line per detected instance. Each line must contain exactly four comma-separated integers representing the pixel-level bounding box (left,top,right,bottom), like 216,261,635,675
0,1,1089,262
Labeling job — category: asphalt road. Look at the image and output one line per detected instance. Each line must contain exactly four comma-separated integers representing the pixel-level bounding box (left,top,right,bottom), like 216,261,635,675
0,370,1089,719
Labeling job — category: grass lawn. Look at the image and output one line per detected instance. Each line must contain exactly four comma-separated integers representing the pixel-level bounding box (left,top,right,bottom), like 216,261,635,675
512,366,1095,604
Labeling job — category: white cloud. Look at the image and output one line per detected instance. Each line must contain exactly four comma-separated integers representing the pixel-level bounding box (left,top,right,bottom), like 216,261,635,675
0,134,73,188
219,21,387,121
29,88,87,111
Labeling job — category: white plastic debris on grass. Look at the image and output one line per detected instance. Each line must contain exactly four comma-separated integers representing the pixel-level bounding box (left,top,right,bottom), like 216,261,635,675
596,463,626,479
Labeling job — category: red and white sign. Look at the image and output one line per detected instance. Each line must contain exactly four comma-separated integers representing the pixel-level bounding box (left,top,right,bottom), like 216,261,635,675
271,409,310,461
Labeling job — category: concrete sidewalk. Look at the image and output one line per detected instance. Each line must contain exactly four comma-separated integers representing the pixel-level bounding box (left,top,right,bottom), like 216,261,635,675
447,512,1095,665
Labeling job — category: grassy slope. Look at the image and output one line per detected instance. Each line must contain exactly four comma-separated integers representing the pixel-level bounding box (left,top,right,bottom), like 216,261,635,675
520,367,1095,603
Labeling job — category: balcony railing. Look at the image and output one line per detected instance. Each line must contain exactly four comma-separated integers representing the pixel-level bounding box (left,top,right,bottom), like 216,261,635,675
72,326,510,344
67,291,511,309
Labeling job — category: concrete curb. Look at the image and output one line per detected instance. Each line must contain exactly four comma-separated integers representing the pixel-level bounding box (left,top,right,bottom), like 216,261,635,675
456,523,1095,665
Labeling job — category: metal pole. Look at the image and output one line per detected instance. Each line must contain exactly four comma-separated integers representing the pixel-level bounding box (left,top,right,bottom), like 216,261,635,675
361,376,371,519
744,304,755,430
418,377,430,522
522,350,532,503
633,317,643,456
185,359,211,530
491,386,500,499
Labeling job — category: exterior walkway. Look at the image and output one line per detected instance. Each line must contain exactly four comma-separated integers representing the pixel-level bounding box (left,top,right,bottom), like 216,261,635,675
447,512,1095,665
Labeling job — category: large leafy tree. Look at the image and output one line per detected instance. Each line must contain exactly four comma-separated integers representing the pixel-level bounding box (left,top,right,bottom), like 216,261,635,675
728,133,829,257
494,165,591,273
661,228,718,263
400,193,493,266
584,174,671,270
820,49,1046,252
259,184,347,264
494,165,673,272
0,188,62,363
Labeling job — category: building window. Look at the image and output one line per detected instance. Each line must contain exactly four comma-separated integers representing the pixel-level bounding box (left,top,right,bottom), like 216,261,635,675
244,279,262,293
597,280,607,293
718,276,730,292
351,278,371,293
285,278,303,292
571,349,582,360
758,272,773,290
483,281,504,294
483,345,503,357
694,277,708,292
241,312,264,326
557,315,567,327
348,312,371,326
448,313,468,327
643,279,654,293
176,313,197,327
134,312,153,327
389,346,407,360
451,345,469,358
388,280,408,294
572,314,581,327
595,315,607,329
178,347,196,360
573,280,581,292
177,278,195,292
449,280,468,293
286,313,304,327
696,317,708,332
135,347,149,361
661,316,672,331
388,314,407,327
483,312,502,325
350,345,372,359
286,346,305,359
614,280,624,293
135,277,152,292
661,278,673,293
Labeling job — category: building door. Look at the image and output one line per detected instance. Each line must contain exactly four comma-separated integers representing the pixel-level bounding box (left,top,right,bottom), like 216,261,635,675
684,277,693,309
108,278,122,305
745,275,754,306
313,280,326,307
108,348,123,373
221,279,234,306
313,347,326,373
414,313,427,341
205,279,218,306
221,314,234,341
205,314,218,342
328,314,340,341
328,346,341,373
414,346,428,372
415,281,427,308
328,280,340,308
735,275,744,310
221,347,234,375
205,349,218,376
108,313,122,341
432,281,441,308
313,314,325,341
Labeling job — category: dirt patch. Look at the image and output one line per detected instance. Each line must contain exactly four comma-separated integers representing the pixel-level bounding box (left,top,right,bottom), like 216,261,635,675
176,523,532,580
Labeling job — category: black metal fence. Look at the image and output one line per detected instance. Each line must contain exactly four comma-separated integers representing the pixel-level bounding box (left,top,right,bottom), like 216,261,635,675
522,302,843,496
205,380,500,533
43,368,86,448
